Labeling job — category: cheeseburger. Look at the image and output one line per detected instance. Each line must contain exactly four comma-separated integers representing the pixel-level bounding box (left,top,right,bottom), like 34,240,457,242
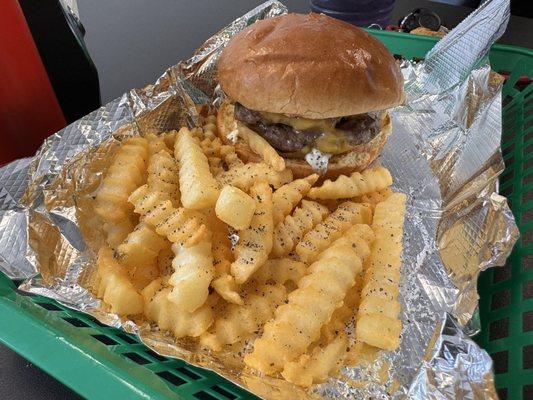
217,13,404,179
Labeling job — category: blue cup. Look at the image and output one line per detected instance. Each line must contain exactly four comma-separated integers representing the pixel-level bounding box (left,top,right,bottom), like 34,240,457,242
309,0,396,27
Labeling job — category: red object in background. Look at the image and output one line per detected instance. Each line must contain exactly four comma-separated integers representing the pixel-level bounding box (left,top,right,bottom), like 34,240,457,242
0,0,66,165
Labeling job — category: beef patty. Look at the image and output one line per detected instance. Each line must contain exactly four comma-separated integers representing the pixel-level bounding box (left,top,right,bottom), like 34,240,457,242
234,103,382,155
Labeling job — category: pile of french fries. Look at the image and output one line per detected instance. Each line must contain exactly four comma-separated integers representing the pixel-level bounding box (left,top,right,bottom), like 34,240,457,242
90,112,406,387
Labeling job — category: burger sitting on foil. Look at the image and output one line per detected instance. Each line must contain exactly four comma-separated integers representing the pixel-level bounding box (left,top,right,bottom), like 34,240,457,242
217,13,404,179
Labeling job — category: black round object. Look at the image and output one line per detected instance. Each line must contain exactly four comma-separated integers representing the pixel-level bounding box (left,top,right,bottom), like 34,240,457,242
399,8,442,33
418,10,441,31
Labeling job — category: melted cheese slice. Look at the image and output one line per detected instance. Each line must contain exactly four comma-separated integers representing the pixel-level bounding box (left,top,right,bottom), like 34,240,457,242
257,111,363,154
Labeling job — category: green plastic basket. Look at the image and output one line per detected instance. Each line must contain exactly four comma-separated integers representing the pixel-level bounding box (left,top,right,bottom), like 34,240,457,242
0,30,531,400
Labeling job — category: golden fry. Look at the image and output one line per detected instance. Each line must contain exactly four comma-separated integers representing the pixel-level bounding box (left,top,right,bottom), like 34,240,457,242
253,258,307,286
215,185,256,230
356,193,406,351
201,283,286,351
217,162,292,191
295,202,371,263
308,166,392,200
231,181,273,284
237,122,285,171
168,234,215,313
142,278,213,338
245,225,373,374
272,200,328,257
281,333,347,387
96,247,143,315
174,127,220,209
272,174,319,225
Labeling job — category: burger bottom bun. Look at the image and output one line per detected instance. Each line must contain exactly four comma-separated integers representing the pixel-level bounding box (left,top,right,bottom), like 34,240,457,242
216,102,391,180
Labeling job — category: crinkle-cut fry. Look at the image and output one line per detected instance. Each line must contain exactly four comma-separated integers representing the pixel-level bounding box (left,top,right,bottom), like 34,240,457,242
116,222,167,267
219,144,243,169
272,174,319,225
146,133,170,155
237,122,285,171
217,162,292,191
210,218,242,304
345,341,381,366
157,245,174,276
174,127,220,209
308,166,393,200
142,278,213,338
321,281,362,341
231,181,273,284
245,225,373,374
96,247,143,315
212,275,241,305
272,200,329,257
295,202,372,263
129,185,206,246
252,258,307,286
201,283,286,351
95,137,148,226
198,134,226,176
167,233,215,313
215,185,256,231
102,219,135,249
147,150,180,204
281,333,347,387
163,131,177,149
356,193,406,351
354,187,393,207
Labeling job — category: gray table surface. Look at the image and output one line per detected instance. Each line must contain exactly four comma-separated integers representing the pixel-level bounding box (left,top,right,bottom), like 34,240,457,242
1,1,530,399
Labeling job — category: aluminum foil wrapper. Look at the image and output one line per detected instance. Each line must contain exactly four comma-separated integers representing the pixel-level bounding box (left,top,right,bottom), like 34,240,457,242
0,0,518,398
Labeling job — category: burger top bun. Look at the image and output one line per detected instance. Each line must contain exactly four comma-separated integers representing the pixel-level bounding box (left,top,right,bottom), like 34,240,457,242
218,13,404,119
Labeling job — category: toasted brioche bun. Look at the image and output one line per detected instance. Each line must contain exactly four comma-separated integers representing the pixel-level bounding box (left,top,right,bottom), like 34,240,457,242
218,13,404,119
216,102,391,180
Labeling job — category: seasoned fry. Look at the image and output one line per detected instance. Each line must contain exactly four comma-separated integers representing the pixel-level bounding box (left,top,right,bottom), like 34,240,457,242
103,219,135,249
295,202,372,263
281,333,347,387
168,234,215,313
142,278,213,338
146,133,170,155
272,174,319,225
147,150,180,204
174,127,220,209
237,122,285,171
354,187,393,207
219,144,243,169
321,283,361,341
272,200,329,257
210,220,242,304
252,258,307,286
157,246,174,276
308,166,392,200
95,137,148,247
231,181,274,284
217,162,292,191
129,185,206,246
201,136,225,176
356,193,406,351
201,283,286,351
96,247,143,315
245,225,373,374
116,222,167,266
215,186,256,230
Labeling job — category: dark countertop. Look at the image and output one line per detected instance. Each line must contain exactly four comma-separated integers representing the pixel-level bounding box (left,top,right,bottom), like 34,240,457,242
1,1,530,399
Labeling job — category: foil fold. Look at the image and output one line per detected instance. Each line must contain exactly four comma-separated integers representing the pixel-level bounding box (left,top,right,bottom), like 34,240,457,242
0,0,518,398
